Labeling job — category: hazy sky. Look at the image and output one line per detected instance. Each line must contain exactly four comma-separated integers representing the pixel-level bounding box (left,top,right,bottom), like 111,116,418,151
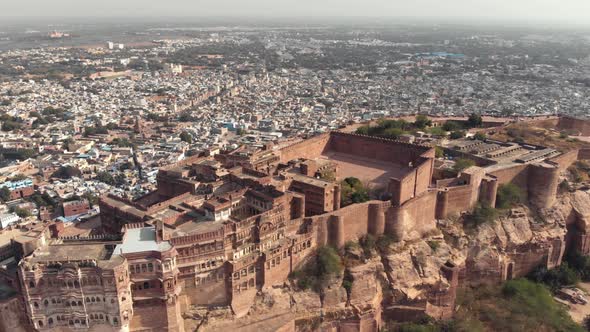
2,0,590,24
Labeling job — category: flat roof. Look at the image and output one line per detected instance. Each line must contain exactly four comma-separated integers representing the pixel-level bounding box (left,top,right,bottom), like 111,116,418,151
30,243,113,263
115,227,172,254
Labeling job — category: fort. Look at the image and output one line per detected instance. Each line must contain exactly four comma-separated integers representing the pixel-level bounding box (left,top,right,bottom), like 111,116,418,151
3,118,590,331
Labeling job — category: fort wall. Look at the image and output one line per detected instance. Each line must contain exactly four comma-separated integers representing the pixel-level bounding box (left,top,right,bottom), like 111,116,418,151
279,134,331,163
557,116,590,136
528,163,560,209
386,191,437,242
549,149,579,172
328,132,433,166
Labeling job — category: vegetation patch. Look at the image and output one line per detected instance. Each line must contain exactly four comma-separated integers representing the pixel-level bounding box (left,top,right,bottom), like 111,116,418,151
289,246,343,293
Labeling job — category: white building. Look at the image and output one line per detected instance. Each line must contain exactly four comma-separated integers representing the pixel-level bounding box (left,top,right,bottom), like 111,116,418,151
0,212,19,229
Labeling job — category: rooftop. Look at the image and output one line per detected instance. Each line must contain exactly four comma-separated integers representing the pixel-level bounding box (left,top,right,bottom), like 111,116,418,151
115,227,172,254
29,242,114,263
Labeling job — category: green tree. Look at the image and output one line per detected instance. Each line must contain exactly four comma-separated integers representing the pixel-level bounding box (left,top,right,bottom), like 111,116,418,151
0,187,11,202
496,183,524,209
414,114,432,129
52,166,82,179
467,113,483,128
474,132,487,140
450,130,466,139
179,131,193,144
442,120,462,132
95,171,115,185
12,207,31,218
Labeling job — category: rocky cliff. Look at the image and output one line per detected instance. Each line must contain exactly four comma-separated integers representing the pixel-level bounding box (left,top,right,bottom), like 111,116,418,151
187,191,590,331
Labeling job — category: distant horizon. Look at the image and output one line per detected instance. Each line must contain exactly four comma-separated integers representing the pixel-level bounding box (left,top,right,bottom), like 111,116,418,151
1,0,590,28
0,15,589,30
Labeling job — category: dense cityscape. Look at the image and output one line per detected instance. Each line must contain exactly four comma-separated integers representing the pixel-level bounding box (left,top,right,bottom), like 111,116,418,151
0,16,590,332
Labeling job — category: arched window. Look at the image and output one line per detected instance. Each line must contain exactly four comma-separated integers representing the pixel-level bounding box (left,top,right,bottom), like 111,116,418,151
96,297,100,302
29,281,35,288
57,316,61,321
99,314,104,320
51,299,56,304
44,300,48,307
143,281,149,289
91,297,95,302
86,297,90,302
34,302,39,309
77,301,82,306
38,320,43,328
69,320,74,326
113,317,118,325
148,263,153,272
75,319,80,324
48,318,53,325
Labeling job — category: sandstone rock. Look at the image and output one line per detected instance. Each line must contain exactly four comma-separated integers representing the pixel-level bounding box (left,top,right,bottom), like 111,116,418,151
291,290,322,313
348,259,383,307
572,191,590,232
323,285,347,308
501,212,533,245
382,240,455,302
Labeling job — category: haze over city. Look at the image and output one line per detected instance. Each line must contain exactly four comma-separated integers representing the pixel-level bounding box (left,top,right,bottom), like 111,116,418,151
1,1,590,332
1,0,590,26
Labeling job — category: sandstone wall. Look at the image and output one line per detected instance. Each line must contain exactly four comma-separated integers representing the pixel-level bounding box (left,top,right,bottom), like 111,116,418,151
311,201,392,248
279,134,331,163
386,191,437,241
549,149,579,172
0,296,29,332
558,116,590,136
579,148,590,160
528,163,560,209
488,164,529,188
328,132,433,166
183,275,228,307
443,185,476,216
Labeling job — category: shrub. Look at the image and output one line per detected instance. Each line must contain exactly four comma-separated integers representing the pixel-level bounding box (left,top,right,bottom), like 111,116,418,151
289,246,343,293
428,126,447,136
427,241,440,252
464,203,498,227
442,120,462,132
359,234,376,258
500,279,582,331
496,183,524,209
342,269,354,295
565,250,590,281
450,130,466,139
435,146,444,158
452,158,475,174
528,263,580,292
473,132,487,140
376,234,396,252
341,177,370,207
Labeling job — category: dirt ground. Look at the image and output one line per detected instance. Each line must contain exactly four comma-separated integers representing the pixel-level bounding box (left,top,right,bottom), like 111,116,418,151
565,282,590,323
319,151,410,188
